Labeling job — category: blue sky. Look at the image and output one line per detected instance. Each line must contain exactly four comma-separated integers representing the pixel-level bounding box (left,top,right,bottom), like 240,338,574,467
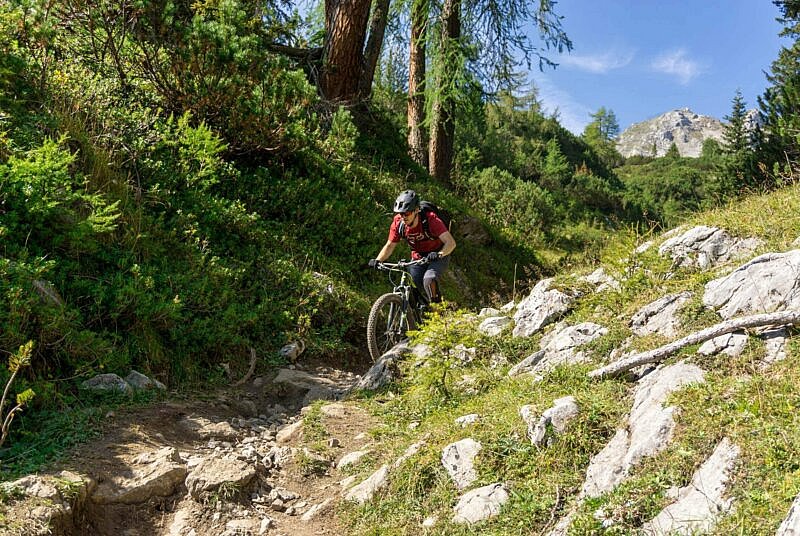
531,1,789,134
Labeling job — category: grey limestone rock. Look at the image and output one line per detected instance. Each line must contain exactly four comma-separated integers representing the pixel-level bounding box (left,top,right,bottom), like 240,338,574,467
520,396,580,447
81,373,132,394
479,315,513,336
659,225,762,269
125,370,166,391
777,491,800,535
697,331,749,357
94,447,187,504
630,292,693,338
184,456,256,500
582,362,705,498
508,322,607,378
441,438,482,490
616,108,724,158
513,279,576,338
452,483,509,525
703,250,800,319
344,464,390,504
642,438,740,535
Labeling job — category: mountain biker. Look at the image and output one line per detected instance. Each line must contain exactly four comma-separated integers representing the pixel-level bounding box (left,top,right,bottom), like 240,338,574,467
368,190,456,304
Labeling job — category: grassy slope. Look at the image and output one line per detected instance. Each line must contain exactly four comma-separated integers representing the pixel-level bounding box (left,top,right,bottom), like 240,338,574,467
0,96,544,481
340,184,800,535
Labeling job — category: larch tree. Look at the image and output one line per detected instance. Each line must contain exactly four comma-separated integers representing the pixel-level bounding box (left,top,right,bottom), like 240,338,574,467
428,0,461,183
582,107,623,169
721,89,756,190
723,89,750,154
407,0,429,168
320,0,372,103
423,0,571,184
359,0,392,98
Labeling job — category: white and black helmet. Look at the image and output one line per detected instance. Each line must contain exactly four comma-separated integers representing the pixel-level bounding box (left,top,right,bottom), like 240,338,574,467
393,189,420,213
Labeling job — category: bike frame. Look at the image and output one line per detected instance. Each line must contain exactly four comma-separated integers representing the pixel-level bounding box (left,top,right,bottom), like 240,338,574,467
366,259,429,361
379,260,426,328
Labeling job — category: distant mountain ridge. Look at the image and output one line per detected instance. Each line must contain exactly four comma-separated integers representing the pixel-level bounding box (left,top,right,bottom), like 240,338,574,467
616,108,724,158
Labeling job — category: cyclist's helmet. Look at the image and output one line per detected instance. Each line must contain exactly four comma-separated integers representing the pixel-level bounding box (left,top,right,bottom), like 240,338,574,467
393,190,420,213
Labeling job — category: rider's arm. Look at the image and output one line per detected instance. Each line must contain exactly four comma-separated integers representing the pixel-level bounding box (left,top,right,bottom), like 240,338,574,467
376,239,397,262
438,231,456,257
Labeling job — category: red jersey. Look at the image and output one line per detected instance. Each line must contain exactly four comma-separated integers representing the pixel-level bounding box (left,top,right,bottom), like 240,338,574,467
389,212,448,260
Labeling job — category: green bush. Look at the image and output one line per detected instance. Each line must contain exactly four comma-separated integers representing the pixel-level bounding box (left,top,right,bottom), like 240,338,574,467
461,166,555,244
617,152,730,227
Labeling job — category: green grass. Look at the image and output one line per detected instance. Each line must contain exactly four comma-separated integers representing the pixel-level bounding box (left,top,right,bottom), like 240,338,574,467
341,185,800,534
345,323,630,534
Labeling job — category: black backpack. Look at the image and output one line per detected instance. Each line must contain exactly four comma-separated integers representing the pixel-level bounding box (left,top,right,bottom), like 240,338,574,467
399,201,453,241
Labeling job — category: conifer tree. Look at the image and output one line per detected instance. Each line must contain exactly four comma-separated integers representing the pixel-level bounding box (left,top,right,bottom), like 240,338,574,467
582,107,622,169
723,89,750,153
423,0,571,183
757,0,800,183
720,89,756,191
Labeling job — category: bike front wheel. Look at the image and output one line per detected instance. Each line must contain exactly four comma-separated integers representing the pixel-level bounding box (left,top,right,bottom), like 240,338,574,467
366,293,417,362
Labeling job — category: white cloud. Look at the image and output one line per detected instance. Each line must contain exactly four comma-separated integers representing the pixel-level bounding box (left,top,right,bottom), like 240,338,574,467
558,50,635,74
650,49,703,85
534,75,593,135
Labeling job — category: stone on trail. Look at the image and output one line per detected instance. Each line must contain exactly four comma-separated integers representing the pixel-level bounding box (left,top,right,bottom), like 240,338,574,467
344,464,390,504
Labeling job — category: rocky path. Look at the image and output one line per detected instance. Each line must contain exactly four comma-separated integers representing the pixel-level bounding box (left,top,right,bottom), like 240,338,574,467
1,362,372,536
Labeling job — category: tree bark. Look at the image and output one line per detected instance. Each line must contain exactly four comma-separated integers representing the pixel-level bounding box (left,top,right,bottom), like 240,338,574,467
321,0,372,103
428,0,460,184
407,0,428,168
588,310,800,380
359,0,391,99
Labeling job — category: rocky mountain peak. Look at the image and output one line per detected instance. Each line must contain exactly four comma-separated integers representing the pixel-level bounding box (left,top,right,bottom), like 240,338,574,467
616,108,725,158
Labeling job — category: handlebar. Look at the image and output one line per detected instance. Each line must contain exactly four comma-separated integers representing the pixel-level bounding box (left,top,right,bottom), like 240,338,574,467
376,258,428,271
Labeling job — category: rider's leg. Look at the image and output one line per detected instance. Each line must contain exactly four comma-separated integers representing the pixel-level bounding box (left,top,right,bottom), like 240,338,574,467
426,278,441,303
422,257,450,303
408,264,427,305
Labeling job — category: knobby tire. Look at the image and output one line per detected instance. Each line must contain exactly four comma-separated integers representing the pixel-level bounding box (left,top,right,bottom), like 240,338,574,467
367,293,417,362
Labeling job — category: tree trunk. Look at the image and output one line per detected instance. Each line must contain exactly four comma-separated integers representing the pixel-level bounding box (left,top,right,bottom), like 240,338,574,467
321,0,372,103
359,0,391,99
407,0,428,168
588,310,800,380
428,0,460,185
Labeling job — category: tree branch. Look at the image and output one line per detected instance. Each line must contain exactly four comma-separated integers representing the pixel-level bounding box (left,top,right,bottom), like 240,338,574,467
588,310,800,380
233,348,258,387
265,44,323,62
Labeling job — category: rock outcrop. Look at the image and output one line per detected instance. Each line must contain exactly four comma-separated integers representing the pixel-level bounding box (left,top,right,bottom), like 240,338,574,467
616,108,724,158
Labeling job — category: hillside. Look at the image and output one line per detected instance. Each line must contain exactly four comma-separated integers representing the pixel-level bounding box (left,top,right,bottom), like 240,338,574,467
4,183,800,535
3,1,800,534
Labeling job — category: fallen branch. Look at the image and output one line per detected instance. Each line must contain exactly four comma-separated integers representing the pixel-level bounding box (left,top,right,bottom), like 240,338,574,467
234,348,258,387
589,310,800,380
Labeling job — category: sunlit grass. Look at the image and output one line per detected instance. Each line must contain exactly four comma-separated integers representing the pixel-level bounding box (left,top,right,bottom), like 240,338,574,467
342,184,800,534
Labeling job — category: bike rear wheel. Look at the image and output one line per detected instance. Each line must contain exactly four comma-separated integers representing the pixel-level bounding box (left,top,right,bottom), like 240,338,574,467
366,293,417,362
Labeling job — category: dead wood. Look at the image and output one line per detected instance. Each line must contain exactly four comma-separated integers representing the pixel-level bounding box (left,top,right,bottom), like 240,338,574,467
589,310,800,379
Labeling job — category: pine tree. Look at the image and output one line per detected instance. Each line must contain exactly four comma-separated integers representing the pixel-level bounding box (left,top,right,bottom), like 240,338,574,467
722,89,750,154
665,143,680,160
756,0,800,183
719,89,757,191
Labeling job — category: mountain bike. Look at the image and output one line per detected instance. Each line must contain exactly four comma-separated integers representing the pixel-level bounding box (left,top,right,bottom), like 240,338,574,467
367,259,428,362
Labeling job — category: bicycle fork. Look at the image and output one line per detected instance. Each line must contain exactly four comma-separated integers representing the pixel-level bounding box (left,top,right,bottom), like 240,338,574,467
389,290,413,335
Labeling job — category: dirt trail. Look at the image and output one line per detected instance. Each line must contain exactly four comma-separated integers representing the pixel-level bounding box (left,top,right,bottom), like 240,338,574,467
1,359,376,536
